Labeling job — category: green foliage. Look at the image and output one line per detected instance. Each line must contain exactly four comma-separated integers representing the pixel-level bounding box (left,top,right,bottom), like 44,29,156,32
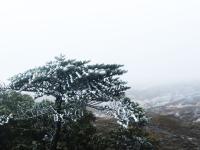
0,109,98,150
59,112,97,150
99,127,155,150
0,90,98,149
0,92,156,150
0,91,39,150
0,91,34,115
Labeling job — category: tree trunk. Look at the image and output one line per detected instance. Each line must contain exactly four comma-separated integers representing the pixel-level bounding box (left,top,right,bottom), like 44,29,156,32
50,96,62,150
50,121,61,150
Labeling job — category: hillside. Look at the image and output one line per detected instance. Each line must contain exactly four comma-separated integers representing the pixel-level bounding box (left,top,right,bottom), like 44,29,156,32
148,114,200,150
94,115,200,150
127,82,200,149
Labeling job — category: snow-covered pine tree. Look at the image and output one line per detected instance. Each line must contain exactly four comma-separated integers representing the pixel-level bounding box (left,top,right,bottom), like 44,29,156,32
9,55,130,150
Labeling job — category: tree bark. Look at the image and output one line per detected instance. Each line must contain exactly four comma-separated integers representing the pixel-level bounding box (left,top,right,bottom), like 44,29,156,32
50,96,62,150
50,121,61,150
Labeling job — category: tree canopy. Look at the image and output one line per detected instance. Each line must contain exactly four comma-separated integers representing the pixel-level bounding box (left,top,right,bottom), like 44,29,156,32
8,55,133,149
10,55,129,102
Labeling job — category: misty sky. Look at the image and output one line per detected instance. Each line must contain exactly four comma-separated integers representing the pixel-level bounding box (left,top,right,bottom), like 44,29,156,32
0,0,200,87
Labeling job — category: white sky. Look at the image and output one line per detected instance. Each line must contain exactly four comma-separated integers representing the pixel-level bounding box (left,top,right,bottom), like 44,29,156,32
0,0,200,87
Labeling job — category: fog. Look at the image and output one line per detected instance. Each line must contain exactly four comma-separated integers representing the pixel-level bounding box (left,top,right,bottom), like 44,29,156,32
0,0,200,88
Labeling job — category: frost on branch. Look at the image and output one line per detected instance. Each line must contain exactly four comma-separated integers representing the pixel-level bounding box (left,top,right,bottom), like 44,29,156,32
113,97,148,128
90,97,148,128
0,114,13,125
13,99,85,124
